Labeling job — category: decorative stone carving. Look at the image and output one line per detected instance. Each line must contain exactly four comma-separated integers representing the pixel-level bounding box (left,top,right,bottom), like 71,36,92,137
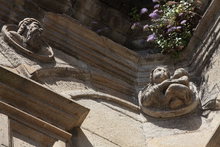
1,18,54,62
138,67,199,118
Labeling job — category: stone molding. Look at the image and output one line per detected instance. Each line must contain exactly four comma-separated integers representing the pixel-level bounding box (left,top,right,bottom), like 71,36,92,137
0,101,72,140
0,65,89,144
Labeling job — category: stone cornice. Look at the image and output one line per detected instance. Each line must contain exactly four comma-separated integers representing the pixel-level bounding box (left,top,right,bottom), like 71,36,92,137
0,65,89,140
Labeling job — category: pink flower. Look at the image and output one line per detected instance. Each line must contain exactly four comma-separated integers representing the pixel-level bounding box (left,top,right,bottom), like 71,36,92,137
147,33,157,42
152,0,160,3
176,26,182,30
167,26,177,33
180,20,187,25
154,4,160,9
149,12,160,19
143,24,149,31
131,22,141,30
140,8,148,14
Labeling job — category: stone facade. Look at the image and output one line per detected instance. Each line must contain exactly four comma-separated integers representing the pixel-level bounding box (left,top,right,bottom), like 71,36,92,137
0,0,220,147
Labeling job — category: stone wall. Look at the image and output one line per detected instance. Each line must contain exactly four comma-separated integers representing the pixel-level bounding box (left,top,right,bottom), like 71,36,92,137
72,0,131,45
0,0,213,103
0,0,220,146
0,66,89,147
0,0,132,46
194,0,220,111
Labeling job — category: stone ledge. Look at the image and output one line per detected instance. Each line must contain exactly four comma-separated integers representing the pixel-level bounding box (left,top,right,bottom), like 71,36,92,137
0,65,89,131
0,101,72,140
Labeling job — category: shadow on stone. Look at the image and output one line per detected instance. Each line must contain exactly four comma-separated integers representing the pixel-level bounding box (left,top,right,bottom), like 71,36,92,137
70,128,93,147
144,111,202,131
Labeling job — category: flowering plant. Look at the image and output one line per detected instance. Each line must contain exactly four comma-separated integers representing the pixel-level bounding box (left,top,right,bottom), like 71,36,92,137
139,0,200,54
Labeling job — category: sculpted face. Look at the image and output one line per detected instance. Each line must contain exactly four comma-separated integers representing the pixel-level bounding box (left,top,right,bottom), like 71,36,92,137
22,20,43,51
152,67,170,84
26,22,43,40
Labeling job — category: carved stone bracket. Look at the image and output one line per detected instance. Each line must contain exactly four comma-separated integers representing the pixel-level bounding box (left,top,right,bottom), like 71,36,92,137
138,67,199,118
1,18,54,62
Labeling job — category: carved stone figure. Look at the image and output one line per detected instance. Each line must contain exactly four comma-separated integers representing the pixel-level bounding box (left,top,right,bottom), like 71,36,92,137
138,67,199,118
1,18,54,62
15,18,43,52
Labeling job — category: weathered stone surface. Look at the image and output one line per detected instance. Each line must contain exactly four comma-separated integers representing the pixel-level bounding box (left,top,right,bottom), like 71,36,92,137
143,113,204,139
143,111,220,146
76,99,147,147
0,0,45,27
11,122,53,147
0,6,175,103
32,0,72,14
53,140,66,147
71,128,119,147
72,0,130,44
42,12,139,102
147,130,211,147
2,18,54,62
0,114,10,147
199,8,220,145
139,67,199,118
0,0,219,146
13,135,40,147
0,66,89,131
0,51,13,67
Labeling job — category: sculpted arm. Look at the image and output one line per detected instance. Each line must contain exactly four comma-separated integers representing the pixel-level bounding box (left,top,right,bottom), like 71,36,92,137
158,75,189,89
171,76,189,86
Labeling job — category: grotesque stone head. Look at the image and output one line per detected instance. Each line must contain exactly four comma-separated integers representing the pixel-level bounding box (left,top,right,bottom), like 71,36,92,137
17,18,43,52
150,66,170,84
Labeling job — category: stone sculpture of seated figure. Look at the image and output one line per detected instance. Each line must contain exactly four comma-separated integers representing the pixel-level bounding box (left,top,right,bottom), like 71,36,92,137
9,18,43,52
140,67,193,109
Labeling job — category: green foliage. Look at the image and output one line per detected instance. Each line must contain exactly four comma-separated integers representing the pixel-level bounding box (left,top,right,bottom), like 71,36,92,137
129,7,141,22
